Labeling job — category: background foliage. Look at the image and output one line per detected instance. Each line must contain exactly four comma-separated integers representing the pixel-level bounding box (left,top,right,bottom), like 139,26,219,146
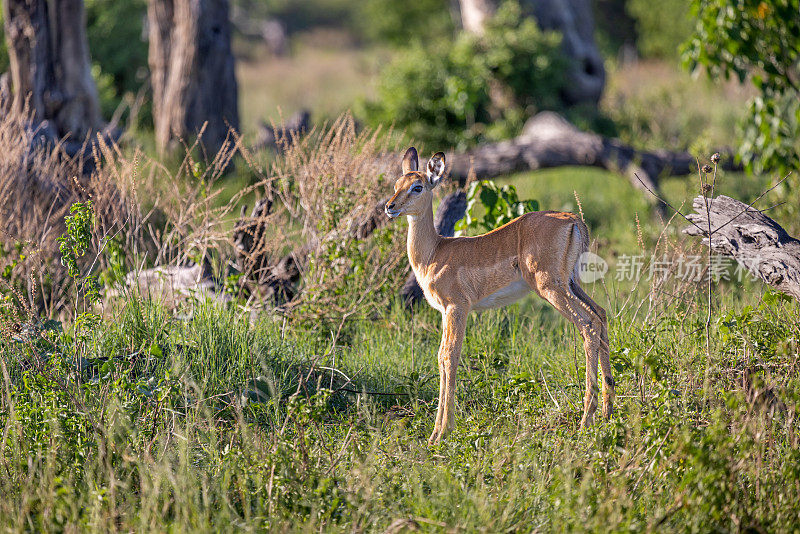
626,0,692,58
362,2,567,149
683,0,800,176
85,0,149,119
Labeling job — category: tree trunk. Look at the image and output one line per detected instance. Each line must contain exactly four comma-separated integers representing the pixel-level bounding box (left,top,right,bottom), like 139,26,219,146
3,0,103,139
147,0,239,155
522,0,605,105
684,195,800,301
459,0,495,34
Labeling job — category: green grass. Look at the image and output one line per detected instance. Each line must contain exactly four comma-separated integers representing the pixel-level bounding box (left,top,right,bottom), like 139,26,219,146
3,286,799,531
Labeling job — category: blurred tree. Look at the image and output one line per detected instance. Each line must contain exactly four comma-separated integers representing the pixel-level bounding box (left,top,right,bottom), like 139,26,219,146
147,0,239,155
2,0,104,138
683,0,799,176
363,2,567,149
592,0,637,58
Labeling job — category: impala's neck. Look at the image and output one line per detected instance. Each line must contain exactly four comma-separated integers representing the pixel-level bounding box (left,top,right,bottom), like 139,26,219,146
406,199,439,272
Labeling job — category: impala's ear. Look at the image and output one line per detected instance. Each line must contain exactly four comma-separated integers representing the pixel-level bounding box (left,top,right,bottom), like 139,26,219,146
426,152,446,188
402,147,419,174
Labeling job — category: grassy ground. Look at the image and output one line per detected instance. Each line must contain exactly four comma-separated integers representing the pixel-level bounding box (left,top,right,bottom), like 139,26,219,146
3,150,799,530
2,277,798,531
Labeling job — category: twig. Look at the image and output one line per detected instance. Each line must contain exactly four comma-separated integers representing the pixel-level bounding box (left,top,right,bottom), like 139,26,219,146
337,388,411,397
540,369,561,410
633,173,705,233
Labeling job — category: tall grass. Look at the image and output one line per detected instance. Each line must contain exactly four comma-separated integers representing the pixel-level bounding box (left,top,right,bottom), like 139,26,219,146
1,283,799,531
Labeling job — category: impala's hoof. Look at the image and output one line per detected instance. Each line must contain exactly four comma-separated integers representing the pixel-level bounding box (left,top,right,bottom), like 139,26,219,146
428,427,441,446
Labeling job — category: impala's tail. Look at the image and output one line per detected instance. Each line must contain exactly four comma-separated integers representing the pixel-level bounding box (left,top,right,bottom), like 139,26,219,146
567,221,606,319
569,221,590,286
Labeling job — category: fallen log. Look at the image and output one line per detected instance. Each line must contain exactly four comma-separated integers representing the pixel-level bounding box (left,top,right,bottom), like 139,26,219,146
449,112,741,214
683,195,800,301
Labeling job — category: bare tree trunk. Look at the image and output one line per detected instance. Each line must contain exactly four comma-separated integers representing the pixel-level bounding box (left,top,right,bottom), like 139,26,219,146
52,0,103,136
459,0,496,34
147,0,239,155
522,0,605,105
3,0,103,139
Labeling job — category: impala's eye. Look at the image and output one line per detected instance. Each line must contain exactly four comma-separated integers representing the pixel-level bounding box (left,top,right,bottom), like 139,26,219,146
412,185,423,193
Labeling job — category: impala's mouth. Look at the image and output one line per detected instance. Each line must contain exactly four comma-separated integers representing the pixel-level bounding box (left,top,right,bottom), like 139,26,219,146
385,207,401,218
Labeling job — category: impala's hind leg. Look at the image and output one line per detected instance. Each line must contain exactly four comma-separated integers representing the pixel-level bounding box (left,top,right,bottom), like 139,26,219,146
530,276,607,428
570,280,614,418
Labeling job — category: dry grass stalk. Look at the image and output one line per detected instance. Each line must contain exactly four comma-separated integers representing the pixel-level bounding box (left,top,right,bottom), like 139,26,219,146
265,114,409,324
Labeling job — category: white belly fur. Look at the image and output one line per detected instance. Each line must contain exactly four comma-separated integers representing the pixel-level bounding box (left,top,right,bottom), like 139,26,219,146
473,278,531,310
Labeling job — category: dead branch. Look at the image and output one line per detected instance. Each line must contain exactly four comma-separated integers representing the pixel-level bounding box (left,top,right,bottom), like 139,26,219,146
449,112,741,215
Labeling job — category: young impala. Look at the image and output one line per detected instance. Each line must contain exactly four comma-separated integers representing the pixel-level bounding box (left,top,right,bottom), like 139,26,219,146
385,147,615,445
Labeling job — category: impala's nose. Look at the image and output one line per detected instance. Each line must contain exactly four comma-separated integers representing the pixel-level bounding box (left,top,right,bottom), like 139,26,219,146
386,201,396,210
385,201,399,218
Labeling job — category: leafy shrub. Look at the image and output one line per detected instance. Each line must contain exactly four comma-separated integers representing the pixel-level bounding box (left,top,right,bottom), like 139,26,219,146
355,0,454,46
362,1,567,150
455,180,539,235
85,0,149,118
626,0,692,58
0,108,140,315
683,0,800,176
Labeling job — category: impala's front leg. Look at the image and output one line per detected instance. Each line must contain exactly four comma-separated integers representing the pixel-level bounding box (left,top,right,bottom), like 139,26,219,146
429,305,468,445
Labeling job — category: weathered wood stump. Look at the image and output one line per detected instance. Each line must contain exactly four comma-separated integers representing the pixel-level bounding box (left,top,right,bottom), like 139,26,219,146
684,195,800,301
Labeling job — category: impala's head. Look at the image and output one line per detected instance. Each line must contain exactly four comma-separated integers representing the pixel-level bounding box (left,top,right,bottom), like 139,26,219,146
385,147,446,218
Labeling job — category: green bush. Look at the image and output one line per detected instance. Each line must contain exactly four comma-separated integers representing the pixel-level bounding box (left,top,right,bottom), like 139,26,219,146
85,0,149,119
355,0,454,46
455,180,539,235
683,0,800,176
362,1,567,150
627,0,692,59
